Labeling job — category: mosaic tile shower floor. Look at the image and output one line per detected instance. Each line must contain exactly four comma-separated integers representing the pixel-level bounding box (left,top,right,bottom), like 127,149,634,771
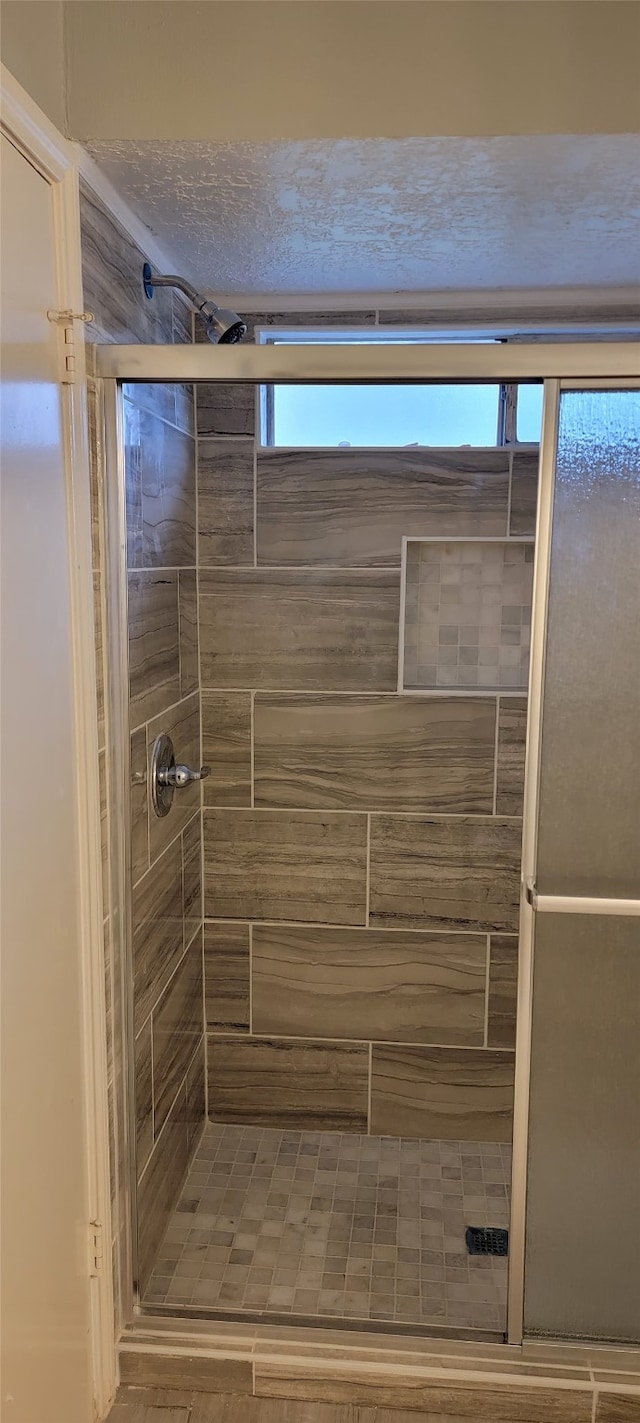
144,1123,511,1334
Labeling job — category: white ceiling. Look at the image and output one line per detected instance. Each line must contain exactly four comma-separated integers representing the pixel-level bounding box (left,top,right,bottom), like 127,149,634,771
84,136,640,298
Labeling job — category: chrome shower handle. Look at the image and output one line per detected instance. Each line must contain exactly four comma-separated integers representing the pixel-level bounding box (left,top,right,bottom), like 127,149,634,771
158,762,210,789
151,732,210,818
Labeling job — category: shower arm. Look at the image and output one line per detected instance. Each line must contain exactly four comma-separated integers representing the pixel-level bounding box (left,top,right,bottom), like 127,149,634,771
142,263,247,344
142,269,213,316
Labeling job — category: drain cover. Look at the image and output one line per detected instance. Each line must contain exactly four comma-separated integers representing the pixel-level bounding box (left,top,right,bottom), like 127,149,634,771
466,1226,509,1257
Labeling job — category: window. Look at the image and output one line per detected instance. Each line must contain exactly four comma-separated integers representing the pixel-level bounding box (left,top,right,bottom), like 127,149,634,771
270,383,503,448
516,383,545,443
259,331,543,448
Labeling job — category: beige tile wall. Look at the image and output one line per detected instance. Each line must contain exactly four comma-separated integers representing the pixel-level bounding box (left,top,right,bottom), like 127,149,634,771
81,180,206,1314
197,341,538,1143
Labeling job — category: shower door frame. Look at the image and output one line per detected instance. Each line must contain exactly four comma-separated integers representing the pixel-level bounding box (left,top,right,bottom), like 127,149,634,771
508,375,640,1344
98,339,640,1350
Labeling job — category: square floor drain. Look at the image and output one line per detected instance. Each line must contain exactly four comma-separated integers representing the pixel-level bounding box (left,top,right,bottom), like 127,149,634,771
466,1226,509,1257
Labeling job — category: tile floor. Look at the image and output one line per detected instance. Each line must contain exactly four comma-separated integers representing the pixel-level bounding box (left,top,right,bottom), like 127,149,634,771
144,1124,511,1334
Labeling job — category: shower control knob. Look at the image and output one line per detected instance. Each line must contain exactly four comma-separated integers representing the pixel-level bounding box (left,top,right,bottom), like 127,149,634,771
162,762,211,788
150,732,210,818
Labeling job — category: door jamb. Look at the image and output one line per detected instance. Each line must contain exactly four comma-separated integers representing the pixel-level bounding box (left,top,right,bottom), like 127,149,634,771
1,63,116,1416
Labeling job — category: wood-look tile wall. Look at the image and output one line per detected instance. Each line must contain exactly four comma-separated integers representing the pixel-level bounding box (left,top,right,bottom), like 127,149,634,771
80,181,206,1311
197,322,538,1142
124,376,206,1291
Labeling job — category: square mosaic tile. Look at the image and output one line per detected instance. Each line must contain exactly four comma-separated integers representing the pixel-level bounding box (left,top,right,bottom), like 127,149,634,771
403,540,534,691
143,1123,511,1335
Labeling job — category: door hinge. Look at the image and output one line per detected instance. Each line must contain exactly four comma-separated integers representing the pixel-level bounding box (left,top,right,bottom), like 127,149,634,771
47,309,94,385
88,1220,104,1277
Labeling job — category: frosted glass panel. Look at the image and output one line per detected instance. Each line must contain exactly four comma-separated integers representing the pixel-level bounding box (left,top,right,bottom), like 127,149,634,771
524,914,640,1341
537,390,640,898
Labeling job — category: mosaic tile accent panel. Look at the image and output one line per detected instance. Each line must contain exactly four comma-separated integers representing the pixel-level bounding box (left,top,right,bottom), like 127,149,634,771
144,1122,511,1333
403,540,534,691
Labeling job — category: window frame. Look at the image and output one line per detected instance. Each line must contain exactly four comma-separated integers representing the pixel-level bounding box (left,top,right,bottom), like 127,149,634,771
256,327,542,450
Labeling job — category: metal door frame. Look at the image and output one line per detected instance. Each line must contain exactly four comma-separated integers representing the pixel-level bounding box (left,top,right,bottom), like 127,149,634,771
507,374,640,1342
98,341,640,1346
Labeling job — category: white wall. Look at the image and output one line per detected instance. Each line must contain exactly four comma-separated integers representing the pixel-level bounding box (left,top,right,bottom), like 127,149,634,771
1,1,66,131
64,0,640,142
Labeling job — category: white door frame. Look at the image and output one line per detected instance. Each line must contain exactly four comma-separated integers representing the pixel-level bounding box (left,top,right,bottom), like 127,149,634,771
1,65,115,1415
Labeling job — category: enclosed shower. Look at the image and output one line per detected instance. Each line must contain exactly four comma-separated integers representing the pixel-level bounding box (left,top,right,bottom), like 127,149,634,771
97,356,640,1348
117,359,531,1338
82,180,639,1355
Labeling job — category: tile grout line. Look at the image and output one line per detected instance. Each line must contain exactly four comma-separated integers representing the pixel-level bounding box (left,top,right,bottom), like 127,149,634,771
138,916,200,1049
483,935,491,1049
137,1039,203,1187
249,923,254,1036
199,434,254,446
177,569,183,698
367,1041,373,1135
200,563,403,573
130,562,201,573
203,917,518,932
201,917,518,939
205,1029,514,1052
201,920,209,1122
180,825,187,958
492,694,501,815
131,805,200,894
250,691,255,809
201,806,522,820
365,813,371,926
130,683,200,739
198,687,527,700
149,1012,155,1149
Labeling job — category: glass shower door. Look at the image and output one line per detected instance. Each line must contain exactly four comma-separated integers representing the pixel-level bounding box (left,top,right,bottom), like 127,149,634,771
522,386,640,1341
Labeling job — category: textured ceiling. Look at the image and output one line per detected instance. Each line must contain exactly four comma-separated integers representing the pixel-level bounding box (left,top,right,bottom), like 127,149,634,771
84,136,640,296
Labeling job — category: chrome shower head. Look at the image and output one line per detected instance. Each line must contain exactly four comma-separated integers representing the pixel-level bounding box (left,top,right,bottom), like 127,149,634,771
142,264,247,344
196,298,247,345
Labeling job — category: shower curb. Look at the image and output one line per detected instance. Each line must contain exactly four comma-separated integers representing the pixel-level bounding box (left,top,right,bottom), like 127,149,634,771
118,1320,640,1416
